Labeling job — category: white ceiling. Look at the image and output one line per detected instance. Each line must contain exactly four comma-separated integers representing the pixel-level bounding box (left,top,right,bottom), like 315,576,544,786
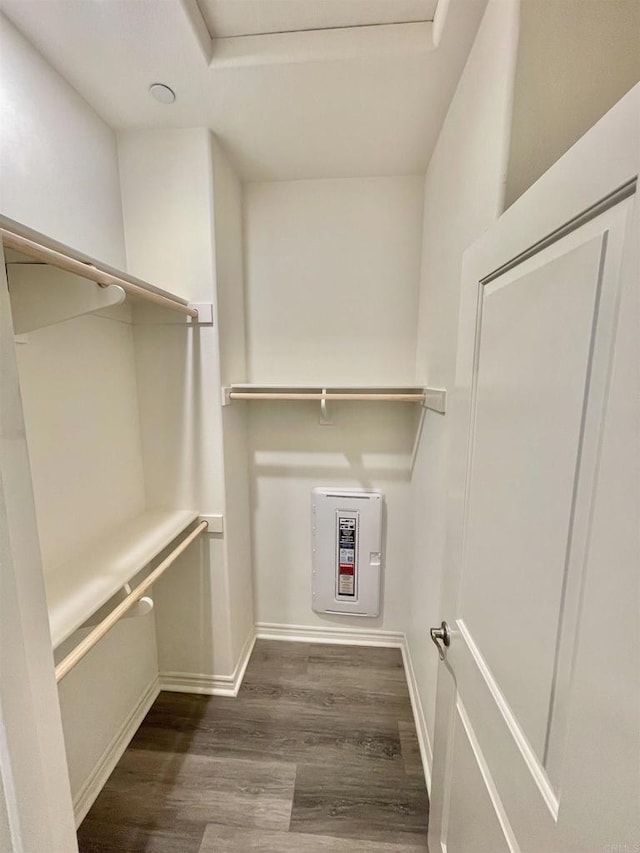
198,0,438,38
0,0,488,181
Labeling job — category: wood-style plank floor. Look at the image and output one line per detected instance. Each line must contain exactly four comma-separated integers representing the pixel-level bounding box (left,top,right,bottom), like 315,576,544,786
77,640,429,852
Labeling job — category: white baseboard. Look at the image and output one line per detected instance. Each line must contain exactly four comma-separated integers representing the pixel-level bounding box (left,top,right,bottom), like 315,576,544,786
401,638,433,795
254,621,432,791
255,621,405,648
73,675,161,826
159,629,256,698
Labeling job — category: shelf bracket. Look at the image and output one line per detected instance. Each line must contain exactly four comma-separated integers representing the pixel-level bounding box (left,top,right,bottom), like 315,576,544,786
131,300,215,325
423,387,447,414
77,584,154,632
7,263,125,333
198,513,224,534
188,302,214,324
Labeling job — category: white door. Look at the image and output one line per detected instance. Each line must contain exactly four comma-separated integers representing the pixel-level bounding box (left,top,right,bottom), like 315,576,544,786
428,86,639,853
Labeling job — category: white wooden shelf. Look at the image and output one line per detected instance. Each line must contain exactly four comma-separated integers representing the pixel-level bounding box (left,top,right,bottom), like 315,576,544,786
1,217,214,328
45,508,199,648
222,384,446,413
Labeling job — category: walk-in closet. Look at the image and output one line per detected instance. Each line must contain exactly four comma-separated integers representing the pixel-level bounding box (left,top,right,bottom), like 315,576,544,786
1,1,639,851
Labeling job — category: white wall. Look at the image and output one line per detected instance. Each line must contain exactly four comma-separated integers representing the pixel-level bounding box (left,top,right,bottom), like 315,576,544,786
212,138,255,664
117,129,225,511
0,248,78,852
14,311,159,817
244,177,424,384
409,0,520,777
244,176,424,632
0,15,124,266
0,11,157,837
15,316,146,570
249,402,421,631
118,128,254,681
506,0,640,205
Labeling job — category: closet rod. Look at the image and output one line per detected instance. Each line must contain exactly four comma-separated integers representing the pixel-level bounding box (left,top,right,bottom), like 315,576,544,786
228,392,426,402
55,520,208,683
1,229,198,319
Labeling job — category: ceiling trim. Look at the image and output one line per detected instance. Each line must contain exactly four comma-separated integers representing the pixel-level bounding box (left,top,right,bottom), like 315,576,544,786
179,0,452,67
180,0,215,62
215,19,432,40
211,22,436,66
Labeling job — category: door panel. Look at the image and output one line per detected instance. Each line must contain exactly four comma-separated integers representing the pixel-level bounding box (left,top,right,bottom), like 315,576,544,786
447,198,633,850
429,86,639,853
461,230,607,763
444,702,513,853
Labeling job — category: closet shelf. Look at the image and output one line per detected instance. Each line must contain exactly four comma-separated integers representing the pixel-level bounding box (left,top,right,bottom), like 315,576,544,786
222,384,447,413
45,508,199,649
1,219,201,321
55,520,208,683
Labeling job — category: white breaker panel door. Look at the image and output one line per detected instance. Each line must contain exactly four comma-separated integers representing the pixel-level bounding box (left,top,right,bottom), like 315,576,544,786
311,488,383,617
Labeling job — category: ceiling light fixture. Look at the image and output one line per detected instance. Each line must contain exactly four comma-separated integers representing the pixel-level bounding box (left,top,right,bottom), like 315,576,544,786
149,83,176,104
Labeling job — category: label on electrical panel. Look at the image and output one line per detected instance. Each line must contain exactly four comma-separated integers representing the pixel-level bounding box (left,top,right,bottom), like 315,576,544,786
337,516,357,596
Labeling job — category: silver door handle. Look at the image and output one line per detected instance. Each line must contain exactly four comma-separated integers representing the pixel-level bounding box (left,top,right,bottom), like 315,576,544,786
430,621,451,661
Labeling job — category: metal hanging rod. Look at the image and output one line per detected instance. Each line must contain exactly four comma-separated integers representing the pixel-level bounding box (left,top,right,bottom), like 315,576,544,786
55,520,208,683
1,228,198,319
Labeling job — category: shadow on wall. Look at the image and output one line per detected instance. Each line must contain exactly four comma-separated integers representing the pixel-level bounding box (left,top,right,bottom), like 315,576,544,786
247,401,422,631
248,401,422,486
131,304,224,517
153,534,222,676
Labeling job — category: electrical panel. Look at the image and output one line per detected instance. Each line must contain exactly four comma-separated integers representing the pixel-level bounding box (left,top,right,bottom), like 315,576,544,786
311,488,383,617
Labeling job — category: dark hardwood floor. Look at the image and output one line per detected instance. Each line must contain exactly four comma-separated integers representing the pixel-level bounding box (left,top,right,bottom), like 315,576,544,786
77,640,429,852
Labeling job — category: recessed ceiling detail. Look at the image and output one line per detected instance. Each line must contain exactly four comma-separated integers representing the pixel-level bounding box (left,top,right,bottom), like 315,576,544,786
0,0,487,181
196,0,438,39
